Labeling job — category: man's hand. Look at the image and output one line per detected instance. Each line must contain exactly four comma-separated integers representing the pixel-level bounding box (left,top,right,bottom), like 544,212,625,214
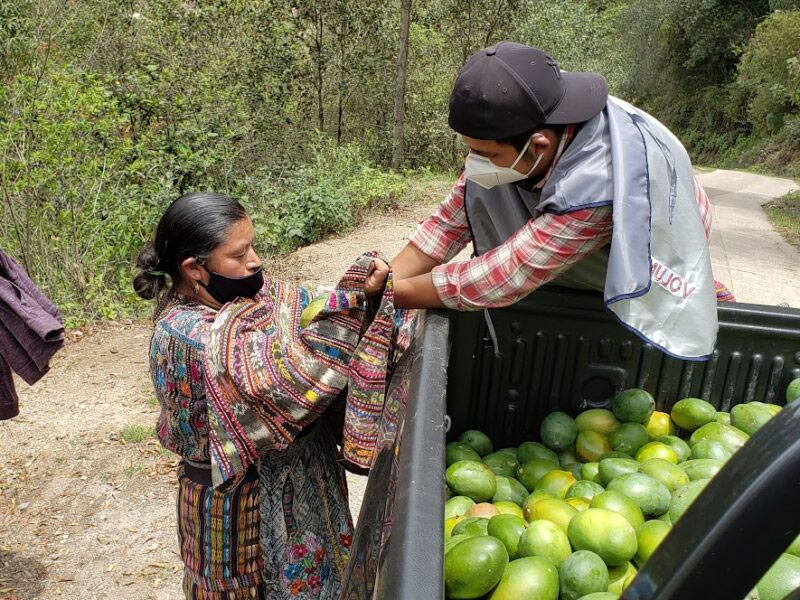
365,258,390,296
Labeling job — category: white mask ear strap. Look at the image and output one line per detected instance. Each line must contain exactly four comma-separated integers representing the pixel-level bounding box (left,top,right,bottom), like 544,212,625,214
525,151,544,177
509,136,533,170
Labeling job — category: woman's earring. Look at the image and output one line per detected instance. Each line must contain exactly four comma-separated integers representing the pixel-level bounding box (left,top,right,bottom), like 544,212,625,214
193,282,200,295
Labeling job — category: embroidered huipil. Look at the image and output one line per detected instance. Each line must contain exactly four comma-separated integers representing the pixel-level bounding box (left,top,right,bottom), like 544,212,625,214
149,297,217,462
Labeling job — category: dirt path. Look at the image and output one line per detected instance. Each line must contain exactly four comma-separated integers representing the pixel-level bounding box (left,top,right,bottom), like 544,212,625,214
0,180,451,600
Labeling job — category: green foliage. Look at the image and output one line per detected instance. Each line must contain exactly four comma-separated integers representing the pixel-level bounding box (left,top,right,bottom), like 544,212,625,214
120,424,156,444
738,10,800,133
764,190,800,247
1,0,800,327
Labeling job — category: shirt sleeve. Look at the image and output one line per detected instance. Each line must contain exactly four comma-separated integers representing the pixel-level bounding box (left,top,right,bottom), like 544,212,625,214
431,206,614,310
408,172,472,263
695,177,712,241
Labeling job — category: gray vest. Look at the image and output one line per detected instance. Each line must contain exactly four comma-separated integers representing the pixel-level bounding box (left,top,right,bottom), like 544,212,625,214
464,97,718,360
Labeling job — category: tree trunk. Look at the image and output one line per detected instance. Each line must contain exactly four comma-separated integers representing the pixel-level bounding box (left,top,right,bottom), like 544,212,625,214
315,8,325,131
391,0,412,170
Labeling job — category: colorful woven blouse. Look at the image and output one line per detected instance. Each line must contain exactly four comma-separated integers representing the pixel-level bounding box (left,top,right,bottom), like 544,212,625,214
205,253,410,486
149,297,217,462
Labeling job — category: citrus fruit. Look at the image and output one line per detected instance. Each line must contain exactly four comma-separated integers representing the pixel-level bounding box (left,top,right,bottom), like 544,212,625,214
609,422,649,456
575,409,621,435
598,457,641,486
540,412,578,451
559,550,609,600
679,458,722,481
487,556,559,600
786,378,800,404
452,517,490,537
492,476,529,506
445,534,472,556
731,403,773,436
635,441,678,464
607,472,671,517
576,430,612,462
689,439,732,461
517,459,560,492
689,422,749,453
466,502,500,519
518,518,572,567
567,496,591,511
715,411,731,425
447,441,481,466
590,490,645,529
635,519,671,566
756,552,800,600
487,514,527,559
644,411,675,439
612,388,655,423
559,447,579,466
458,430,493,457
521,490,557,521
568,508,638,566
598,451,632,461
787,533,800,558
525,497,578,531
562,462,584,480
445,496,476,520
445,516,465,539
496,447,518,459
607,561,638,594
566,480,605,501
668,478,710,523
535,469,578,498
444,535,508,599
658,435,692,462
446,460,497,502
482,451,519,478
639,458,690,492
517,441,559,465
581,462,602,483
493,501,525,519
299,295,327,328
670,398,717,431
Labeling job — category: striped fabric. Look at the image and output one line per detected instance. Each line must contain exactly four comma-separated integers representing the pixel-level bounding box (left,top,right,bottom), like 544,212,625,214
205,253,410,485
177,468,265,599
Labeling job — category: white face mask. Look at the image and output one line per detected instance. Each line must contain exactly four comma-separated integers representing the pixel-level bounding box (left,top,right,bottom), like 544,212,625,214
464,136,544,189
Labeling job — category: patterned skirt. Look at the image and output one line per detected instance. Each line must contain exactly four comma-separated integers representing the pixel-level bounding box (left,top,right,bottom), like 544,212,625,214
259,422,354,599
177,466,266,599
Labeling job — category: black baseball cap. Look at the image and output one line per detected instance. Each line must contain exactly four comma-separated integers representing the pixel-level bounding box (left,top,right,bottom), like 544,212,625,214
448,42,608,140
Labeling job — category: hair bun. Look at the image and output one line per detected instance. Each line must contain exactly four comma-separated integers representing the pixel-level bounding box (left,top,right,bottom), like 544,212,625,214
133,245,167,300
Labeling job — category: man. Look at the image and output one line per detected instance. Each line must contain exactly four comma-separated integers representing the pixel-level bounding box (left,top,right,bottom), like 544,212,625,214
388,42,730,360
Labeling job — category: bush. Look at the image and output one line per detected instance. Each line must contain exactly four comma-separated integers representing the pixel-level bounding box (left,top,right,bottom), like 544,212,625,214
245,137,407,254
737,10,800,133
0,69,406,326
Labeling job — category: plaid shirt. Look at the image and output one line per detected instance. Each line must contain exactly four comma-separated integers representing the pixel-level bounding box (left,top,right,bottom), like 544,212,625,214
410,139,714,310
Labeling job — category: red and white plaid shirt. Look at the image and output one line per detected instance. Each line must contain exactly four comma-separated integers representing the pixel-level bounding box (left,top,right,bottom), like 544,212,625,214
410,140,714,310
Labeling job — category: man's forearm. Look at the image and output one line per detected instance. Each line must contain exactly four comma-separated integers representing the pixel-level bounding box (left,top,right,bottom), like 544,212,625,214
393,273,446,309
390,243,441,280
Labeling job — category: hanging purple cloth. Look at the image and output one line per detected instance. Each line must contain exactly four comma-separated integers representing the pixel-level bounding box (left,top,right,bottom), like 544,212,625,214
0,250,64,419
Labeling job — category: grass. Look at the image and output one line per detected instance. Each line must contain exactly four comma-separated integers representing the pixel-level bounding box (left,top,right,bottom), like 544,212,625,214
120,424,156,444
764,190,800,249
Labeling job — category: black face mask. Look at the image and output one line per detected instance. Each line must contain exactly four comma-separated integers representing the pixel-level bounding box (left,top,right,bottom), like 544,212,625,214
198,265,264,304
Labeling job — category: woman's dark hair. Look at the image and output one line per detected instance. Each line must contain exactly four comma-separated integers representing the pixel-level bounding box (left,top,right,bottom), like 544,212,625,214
133,192,247,301
497,124,567,152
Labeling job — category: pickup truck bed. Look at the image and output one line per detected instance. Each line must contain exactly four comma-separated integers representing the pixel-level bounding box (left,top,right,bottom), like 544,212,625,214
342,288,800,600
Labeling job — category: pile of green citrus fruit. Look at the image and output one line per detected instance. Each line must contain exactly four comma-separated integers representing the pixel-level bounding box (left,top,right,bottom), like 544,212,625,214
443,383,800,600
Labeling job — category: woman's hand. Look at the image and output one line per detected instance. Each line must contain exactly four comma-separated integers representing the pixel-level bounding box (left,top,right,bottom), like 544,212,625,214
365,258,390,296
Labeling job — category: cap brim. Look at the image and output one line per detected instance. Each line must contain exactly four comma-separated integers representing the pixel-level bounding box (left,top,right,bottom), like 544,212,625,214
545,71,608,125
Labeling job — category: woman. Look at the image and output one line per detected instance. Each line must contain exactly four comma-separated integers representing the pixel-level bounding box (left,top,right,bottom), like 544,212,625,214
134,192,388,599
